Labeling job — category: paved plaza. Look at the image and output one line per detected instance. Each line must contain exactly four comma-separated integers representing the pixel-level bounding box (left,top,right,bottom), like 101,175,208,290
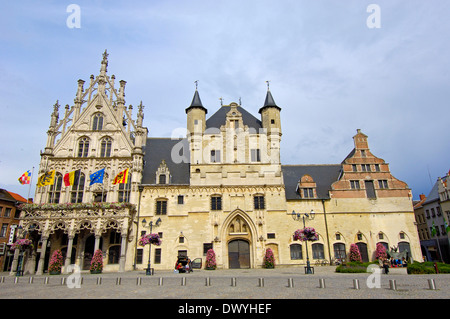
1,266,449,300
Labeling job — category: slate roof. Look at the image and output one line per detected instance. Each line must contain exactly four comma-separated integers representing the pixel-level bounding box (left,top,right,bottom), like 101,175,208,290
141,138,190,185
423,176,447,205
282,165,342,200
206,105,262,130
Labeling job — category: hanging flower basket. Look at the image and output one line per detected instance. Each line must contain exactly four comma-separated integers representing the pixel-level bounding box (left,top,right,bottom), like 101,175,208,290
11,239,34,251
138,233,161,246
294,227,319,242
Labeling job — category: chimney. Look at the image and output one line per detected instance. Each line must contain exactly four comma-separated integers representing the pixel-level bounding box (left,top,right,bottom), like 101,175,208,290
419,194,426,201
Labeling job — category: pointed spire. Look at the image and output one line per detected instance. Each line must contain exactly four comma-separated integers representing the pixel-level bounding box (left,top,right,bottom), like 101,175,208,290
190,90,204,107
259,83,281,113
185,82,207,114
263,90,278,108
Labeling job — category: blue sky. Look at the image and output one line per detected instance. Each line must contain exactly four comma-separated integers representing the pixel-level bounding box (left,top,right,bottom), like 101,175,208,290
1,1,449,200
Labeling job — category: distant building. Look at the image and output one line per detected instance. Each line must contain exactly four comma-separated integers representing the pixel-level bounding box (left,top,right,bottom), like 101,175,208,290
414,173,450,263
17,52,421,274
0,189,28,271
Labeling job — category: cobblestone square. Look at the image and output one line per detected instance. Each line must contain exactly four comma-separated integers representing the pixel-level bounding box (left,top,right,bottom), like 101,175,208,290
1,266,449,300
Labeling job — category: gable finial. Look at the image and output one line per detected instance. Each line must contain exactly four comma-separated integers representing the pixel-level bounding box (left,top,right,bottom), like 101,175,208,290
102,49,109,64
100,49,109,74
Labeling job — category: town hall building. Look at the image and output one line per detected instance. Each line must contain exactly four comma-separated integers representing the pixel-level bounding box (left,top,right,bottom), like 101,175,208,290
13,52,421,274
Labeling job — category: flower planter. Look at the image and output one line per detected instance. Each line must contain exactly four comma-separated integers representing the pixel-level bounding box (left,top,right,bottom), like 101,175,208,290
48,249,64,275
90,249,104,274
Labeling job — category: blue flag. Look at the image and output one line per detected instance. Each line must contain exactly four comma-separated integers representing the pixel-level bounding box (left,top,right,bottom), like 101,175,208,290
90,168,105,186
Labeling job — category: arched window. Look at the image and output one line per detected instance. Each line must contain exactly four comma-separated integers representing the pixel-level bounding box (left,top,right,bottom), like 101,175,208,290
108,245,121,264
118,173,132,203
290,244,302,260
334,243,346,260
92,113,104,131
398,242,411,258
78,137,89,157
71,173,85,203
356,242,369,262
100,137,112,157
48,173,63,203
312,243,324,259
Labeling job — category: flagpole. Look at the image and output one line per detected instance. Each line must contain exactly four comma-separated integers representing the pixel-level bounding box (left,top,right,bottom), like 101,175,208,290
27,167,34,203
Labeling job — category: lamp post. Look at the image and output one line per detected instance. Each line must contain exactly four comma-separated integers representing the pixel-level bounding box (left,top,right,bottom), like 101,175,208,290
14,224,35,277
142,217,161,276
290,209,315,274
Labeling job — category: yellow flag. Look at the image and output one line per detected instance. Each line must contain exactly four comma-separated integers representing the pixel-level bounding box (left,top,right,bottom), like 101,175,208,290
37,170,55,187
113,168,129,184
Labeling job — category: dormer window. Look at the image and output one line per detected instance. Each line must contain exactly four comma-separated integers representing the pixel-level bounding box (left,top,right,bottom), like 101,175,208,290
156,160,170,185
297,174,317,199
251,149,261,162
211,150,221,163
301,188,314,198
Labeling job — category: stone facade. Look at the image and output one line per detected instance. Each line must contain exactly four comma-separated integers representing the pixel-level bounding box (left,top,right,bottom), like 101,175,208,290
17,52,422,274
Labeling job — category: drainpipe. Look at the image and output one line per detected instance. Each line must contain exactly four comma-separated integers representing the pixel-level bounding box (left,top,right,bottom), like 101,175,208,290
133,185,143,270
322,199,332,265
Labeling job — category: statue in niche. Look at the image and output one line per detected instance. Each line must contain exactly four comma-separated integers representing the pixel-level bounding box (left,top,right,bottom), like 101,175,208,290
229,217,248,234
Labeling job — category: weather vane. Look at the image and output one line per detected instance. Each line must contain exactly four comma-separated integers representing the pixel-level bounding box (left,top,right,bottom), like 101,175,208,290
194,80,199,90
266,80,271,90
219,97,223,106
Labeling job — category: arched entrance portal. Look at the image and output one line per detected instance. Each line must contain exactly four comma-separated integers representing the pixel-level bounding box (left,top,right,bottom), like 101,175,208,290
228,239,250,269
83,235,103,270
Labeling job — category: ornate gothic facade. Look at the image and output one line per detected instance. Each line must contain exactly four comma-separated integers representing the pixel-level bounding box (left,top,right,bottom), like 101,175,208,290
14,52,421,274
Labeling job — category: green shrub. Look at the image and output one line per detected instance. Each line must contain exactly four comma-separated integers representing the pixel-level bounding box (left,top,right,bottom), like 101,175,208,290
407,262,434,274
336,261,367,273
406,261,450,274
336,265,367,273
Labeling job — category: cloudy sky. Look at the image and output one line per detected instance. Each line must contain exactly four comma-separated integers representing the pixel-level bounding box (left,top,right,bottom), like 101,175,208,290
1,1,449,201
